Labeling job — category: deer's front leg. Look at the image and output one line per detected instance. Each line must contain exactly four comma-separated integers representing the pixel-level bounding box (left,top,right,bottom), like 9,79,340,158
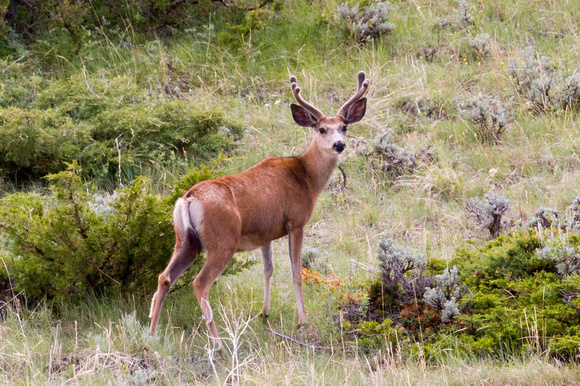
261,241,274,316
288,227,307,325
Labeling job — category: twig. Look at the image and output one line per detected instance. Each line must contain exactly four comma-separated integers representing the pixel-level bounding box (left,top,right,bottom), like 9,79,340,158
3,54,27,74
265,328,329,349
350,259,377,274
337,165,347,190
83,67,100,98
115,135,123,187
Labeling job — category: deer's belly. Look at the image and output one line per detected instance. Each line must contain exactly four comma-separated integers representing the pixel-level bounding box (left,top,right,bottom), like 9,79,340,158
236,236,264,252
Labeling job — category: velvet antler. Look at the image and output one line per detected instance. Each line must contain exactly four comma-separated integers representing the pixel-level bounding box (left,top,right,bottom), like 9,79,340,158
289,75,324,121
337,71,369,118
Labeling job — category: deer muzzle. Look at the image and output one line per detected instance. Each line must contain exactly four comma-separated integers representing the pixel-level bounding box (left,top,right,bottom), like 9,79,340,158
333,142,346,153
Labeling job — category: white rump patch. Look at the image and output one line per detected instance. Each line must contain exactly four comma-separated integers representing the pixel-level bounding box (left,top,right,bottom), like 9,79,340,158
173,198,192,234
187,197,204,231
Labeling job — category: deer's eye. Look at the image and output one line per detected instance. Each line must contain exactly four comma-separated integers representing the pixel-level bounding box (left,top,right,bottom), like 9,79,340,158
319,128,327,134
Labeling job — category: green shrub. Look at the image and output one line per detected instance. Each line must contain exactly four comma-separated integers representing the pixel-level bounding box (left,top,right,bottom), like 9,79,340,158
0,163,172,301
338,230,580,358
355,319,407,350
0,163,253,303
454,230,552,286
452,232,580,357
2,0,222,45
458,272,580,357
0,73,242,182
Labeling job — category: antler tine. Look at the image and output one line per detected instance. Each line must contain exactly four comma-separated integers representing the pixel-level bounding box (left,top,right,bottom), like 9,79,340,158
289,75,324,121
338,71,370,117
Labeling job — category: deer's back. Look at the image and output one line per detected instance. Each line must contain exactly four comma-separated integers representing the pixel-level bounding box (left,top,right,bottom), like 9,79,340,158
182,156,317,251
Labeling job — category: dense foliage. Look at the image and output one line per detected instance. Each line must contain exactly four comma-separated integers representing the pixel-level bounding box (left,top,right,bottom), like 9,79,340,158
2,0,221,44
0,68,242,182
338,230,580,358
0,163,254,303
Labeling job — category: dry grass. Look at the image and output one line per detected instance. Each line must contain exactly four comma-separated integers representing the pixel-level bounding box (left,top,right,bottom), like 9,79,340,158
2,292,580,385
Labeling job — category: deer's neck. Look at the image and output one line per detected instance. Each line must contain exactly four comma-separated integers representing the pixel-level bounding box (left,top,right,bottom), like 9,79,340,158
297,140,339,195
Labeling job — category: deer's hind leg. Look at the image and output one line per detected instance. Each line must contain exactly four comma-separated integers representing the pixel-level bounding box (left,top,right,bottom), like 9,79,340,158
192,242,237,348
149,234,201,335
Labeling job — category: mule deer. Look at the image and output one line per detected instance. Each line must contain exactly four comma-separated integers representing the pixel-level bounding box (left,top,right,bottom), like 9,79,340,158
149,72,369,346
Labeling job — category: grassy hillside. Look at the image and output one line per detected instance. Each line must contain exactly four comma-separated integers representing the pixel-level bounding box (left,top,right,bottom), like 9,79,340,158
1,0,580,383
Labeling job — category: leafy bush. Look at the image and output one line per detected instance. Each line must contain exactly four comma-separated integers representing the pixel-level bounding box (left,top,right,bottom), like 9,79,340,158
454,231,552,285
460,96,514,144
465,192,510,238
0,163,253,303
0,0,9,40
424,266,470,323
0,73,242,182
451,231,580,357
336,230,580,358
462,272,580,357
0,163,173,301
2,0,224,44
334,1,395,44
354,319,407,350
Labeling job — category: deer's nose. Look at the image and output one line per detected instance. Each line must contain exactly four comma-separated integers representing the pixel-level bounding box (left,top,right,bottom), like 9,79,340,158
333,142,345,153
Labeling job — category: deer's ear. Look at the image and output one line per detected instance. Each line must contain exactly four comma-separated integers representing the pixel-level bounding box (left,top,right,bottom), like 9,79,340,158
291,104,317,128
344,98,367,125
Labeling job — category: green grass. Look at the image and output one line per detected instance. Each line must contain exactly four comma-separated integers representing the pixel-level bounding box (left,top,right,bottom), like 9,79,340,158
2,0,580,382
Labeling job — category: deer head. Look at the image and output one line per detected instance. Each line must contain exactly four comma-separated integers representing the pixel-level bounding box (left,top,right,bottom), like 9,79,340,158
289,71,369,155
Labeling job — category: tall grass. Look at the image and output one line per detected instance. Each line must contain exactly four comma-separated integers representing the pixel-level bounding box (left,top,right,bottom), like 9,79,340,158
2,287,580,384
